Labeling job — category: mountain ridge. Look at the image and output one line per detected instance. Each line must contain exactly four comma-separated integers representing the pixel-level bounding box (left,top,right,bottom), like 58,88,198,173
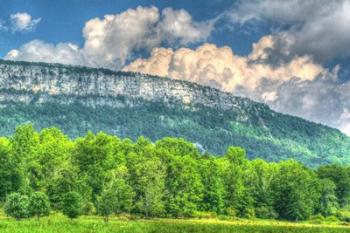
0,59,271,111
0,59,349,166
0,59,342,130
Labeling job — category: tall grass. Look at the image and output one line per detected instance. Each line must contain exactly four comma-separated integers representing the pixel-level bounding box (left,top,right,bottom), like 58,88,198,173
0,215,350,233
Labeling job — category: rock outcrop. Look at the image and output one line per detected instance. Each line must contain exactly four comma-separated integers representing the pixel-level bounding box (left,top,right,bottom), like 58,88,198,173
0,60,265,113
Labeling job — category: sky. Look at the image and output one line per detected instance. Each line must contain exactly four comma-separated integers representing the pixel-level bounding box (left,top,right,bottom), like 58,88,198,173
1,0,350,135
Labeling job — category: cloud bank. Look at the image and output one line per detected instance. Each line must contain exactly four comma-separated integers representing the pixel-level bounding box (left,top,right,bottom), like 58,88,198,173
124,37,325,92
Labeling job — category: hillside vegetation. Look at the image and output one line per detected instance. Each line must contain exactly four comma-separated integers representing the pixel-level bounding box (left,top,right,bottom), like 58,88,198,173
0,60,350,166
2,125,350,223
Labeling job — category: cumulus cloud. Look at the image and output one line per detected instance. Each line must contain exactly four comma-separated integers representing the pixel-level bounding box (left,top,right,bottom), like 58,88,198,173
10,12,41,32
124,36,326,92
6,6,214,69
83,6,213,68
228,0,350,62
123,37,350,135
6,40,86,66
158,8,214,44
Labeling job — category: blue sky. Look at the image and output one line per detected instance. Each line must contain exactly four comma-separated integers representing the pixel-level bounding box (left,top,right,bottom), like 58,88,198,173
1,0,350,134
0,0,265,57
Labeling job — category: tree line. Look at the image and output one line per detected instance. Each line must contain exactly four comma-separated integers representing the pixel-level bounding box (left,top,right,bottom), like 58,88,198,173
1,124,350,222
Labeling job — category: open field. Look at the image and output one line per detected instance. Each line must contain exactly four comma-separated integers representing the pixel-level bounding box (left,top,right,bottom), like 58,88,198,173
1,215,350,233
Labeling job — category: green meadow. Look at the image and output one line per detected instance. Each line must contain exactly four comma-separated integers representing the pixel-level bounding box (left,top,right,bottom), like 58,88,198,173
0,214,350,233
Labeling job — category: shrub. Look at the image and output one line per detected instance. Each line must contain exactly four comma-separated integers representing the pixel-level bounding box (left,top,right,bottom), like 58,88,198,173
193,211,217,219
324,215,340,222
309,214,325,224
243,207,255,219
336,209,350,222
255,206,277,219
28,192,50,218
4,193,29,220
81,201,95,215
61,191,82,219
225,207,237,217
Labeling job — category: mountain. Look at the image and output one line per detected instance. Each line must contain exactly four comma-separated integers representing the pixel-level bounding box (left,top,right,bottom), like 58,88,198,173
0,59,349,166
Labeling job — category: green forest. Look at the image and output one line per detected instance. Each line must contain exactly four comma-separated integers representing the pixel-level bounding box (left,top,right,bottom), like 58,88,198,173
1,100,349,168
1,124,350,223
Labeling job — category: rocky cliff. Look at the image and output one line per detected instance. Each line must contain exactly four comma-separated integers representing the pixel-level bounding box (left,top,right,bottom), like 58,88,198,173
0,59,260,112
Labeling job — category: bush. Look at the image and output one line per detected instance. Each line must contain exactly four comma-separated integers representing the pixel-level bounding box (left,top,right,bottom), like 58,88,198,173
336,209,350,222
193,211,217,219
255,206,277,219
309,214,325,224
242,207,255,219
324,215,340,222
4,193,29,220
61,191,82,219
225,207,237,217
28,192,50,218
81,201,95,215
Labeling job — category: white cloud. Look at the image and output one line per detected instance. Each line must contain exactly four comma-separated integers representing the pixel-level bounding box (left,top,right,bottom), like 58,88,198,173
10,12,41,32
228,0,350,61
6,40,86,66
123,37,350,135
6,6,213,69
82,6,161,68
159,8,214,44
123,37,326,92
82,6,214,69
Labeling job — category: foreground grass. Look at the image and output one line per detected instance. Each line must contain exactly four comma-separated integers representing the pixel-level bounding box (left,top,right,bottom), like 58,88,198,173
1,215,350,233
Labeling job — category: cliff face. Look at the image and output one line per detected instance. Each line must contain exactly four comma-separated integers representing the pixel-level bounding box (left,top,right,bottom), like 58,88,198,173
0,59,349,167
0,60,260,112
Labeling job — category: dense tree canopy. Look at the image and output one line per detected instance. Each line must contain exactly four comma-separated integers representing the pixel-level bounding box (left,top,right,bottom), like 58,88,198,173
2,124,350,222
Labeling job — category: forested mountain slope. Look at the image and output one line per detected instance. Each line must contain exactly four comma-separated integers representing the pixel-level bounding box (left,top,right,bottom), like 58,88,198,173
0,59,349,166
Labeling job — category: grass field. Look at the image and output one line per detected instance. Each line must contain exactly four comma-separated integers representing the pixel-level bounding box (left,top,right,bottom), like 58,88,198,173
1,215,350,233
